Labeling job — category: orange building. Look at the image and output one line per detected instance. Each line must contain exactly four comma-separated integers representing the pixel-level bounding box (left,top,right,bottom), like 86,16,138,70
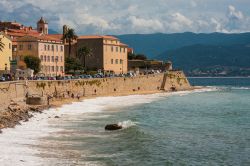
77,35,128,74
1,17,65,76
16,35,65,76
1,17,50,56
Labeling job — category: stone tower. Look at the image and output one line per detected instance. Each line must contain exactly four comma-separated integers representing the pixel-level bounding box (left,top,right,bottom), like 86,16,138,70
63,25,69,43
165,61,173,71
37,17,48,34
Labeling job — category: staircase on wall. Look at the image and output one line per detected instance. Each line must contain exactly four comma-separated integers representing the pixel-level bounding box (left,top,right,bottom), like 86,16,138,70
160,72,168,90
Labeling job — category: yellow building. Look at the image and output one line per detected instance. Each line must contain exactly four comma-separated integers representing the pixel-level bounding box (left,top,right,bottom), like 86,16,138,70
77,35,128,74
15,35,65,76
0,32,12,74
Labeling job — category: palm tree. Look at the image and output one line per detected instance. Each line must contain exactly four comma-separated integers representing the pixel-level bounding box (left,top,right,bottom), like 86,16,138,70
77,46,92,69
63,28,77,57
0,40,5,52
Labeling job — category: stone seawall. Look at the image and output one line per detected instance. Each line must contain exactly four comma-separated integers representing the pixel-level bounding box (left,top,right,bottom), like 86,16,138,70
0,71,191,110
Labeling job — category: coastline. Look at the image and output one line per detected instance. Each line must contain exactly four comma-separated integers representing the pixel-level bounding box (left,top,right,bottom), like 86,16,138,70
0,71,194,133
0,87,198,134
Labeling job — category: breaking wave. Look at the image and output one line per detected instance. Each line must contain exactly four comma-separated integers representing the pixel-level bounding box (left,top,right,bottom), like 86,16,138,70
118,120,137,129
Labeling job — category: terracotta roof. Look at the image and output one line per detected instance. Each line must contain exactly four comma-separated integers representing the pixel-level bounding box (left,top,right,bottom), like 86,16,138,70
46,34,63,40
7,29,38,33
32,34,62,42
6,28,40,38
78,35,118,40
17,34,62,42
119,43,128,47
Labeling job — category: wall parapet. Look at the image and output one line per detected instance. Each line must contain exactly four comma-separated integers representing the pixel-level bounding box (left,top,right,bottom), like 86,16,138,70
0,71,191,110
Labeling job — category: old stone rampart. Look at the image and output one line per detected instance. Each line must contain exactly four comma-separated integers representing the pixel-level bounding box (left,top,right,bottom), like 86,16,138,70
0,71,191,109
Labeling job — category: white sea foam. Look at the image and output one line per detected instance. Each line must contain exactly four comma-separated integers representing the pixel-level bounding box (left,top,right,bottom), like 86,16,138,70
0,86,217,165
118,120,137,129
230,87,250,90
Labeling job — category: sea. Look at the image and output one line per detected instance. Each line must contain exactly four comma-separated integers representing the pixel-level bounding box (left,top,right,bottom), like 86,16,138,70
0,77,250,166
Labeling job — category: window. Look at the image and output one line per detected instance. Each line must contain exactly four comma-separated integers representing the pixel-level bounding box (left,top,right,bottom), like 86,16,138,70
120,59,123,64
61,46,63,52
115,59,118,64
48,45,50,51
9,43,11,49
111,46,113,52
44,56,47,62
116,47,118,52
51,66,54,72
111,59,114,64
55,56,58,62
28,44,32,50
44,45,47,51
120,47,122,52
52,45,54,51
19,45,23,50
47,56,50,62
60,56,63,62
40,55,43,61
60,66,64,72
52,56,54,62
56,45,58,52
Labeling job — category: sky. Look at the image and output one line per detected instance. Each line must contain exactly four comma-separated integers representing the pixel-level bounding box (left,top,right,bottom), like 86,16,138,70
0,0,250,35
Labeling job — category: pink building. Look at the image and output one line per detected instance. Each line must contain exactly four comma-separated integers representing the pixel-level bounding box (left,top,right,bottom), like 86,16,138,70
16,35,65,76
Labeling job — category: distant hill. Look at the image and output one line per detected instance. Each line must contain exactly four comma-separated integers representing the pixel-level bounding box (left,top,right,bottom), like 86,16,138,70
48,29,59,34
156,44,250,76
117,32,250,58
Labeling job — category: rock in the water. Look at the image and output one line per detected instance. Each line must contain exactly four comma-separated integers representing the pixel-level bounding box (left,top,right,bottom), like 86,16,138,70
105,124,122,130
54,116,60,118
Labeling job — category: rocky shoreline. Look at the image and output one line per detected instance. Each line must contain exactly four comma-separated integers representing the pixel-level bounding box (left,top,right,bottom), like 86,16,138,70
0,101,48,134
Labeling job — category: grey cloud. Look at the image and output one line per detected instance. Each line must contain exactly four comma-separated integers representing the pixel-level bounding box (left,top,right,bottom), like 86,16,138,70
1,0,250,34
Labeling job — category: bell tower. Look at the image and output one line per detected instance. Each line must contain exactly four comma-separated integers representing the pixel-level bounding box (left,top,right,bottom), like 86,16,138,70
37,17,48,34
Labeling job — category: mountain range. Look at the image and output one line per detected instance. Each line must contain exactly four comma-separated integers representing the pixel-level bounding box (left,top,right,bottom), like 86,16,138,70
117,32,250,76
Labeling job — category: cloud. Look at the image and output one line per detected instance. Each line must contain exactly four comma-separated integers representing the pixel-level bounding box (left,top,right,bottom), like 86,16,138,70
225,5,250,33
211,18,228,33
191,0,197,7
128,16,164,33
0,0,250,34
228,5,244,20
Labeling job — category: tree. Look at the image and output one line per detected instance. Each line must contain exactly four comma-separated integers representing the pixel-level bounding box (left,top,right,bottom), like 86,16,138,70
0,40,4,52
63,28,77,57
135,54,147,60
128,52,147,60
128,52,136,60
65,57,84,73
24,56,41,74
77,46,92,68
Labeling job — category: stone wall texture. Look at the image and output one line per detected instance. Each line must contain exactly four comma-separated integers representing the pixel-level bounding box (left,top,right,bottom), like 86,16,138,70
0,71,191,110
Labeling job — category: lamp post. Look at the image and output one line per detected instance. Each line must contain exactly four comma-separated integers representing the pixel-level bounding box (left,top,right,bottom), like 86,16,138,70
55,56,58,79
121,59,123,74
5,63,7,74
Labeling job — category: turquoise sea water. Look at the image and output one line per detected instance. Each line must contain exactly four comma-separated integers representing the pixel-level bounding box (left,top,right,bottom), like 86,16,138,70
27,78,250,166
